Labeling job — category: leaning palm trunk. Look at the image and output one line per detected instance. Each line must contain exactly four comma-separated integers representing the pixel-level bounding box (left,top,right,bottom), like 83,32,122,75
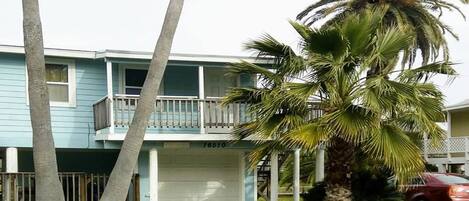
98,1,184,201
324,137,354,201
22,0,66,201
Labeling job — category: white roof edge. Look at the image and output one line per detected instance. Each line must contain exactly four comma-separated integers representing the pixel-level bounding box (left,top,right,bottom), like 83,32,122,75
445,104,469,111
0,44,272,64
444,100,469,111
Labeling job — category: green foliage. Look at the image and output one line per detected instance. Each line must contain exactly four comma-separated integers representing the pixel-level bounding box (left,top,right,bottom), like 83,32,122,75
296,0,467,65
224,10,454,186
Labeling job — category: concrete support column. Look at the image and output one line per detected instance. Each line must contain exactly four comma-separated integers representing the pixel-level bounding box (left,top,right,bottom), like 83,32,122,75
5,147,18,201
315,146,325,182
270,151,278,201
149,148,158,201
6,147,18,173
293,149,300,201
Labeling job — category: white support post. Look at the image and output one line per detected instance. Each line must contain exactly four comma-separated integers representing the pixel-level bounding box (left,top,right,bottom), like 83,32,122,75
5,147,18,200
239,153,246,201
253,163,258,201
270,152,278,201
105,59,115,134
445,112,452,162
149,148,158,201
6,147,18,173
447,111,452,138
293,149,300,201
198,65,205,134
315,145,325,182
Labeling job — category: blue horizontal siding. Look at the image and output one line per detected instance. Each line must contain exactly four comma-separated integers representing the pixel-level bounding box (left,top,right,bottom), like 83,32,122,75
0,53,257,149
0,53,107,148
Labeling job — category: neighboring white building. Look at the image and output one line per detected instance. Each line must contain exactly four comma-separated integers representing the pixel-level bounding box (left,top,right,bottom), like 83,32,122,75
424,99,469,174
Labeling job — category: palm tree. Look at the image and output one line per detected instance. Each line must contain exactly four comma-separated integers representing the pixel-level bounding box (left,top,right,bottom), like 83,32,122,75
296,0,466,65
22,0,66,200
224,10,455,201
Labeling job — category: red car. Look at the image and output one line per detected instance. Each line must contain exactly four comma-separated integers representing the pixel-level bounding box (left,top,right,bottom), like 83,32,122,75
406,172,469,201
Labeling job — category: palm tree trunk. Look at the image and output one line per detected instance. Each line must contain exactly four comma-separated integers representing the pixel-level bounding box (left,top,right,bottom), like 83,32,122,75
98,1,184,201
22,1,65,201
324,137,354,201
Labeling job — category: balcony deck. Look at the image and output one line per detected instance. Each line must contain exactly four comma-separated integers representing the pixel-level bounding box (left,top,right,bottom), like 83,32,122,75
93,94,322,141
423,137,469,164
93,95,255,138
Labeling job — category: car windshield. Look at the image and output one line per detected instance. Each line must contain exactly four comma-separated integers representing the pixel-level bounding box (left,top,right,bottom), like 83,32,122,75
433,174,469,184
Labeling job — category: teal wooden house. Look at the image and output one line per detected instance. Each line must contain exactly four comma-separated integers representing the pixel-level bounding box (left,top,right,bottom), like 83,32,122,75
0,44,277,201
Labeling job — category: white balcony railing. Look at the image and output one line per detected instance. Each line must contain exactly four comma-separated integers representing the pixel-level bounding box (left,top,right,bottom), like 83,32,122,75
423,137,469,160
93,94,323,133
93,95,256,132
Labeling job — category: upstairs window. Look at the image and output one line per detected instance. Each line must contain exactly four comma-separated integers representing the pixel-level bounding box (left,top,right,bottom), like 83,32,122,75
125,69,147,95
46,63,69,102
44,59,76,107
123,68,163,95
26,59,76,107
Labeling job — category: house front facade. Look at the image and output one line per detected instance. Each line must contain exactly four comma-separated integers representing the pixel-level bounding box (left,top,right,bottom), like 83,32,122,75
0,44,278,201
424,100,469,174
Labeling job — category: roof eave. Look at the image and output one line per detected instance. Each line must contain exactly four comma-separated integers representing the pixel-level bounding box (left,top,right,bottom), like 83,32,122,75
0,44,273,64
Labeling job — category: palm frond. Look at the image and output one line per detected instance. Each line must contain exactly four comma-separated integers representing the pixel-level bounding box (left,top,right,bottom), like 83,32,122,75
279,123,331,151
322,105,380,143
364,124,425,185
400,61,457,82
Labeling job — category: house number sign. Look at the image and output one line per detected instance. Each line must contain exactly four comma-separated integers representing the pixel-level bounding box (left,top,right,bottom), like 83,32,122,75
203,142,227,148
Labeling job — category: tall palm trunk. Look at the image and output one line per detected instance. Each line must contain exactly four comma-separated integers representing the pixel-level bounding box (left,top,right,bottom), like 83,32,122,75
98,1,184,201
324,137,354,201
22,1,65,201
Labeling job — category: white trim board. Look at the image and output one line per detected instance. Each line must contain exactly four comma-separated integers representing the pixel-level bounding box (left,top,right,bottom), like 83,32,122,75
0,44,272,64
96,133,237,141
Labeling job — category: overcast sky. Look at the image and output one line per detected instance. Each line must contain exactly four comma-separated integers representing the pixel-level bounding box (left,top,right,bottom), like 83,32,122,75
0,0,468,105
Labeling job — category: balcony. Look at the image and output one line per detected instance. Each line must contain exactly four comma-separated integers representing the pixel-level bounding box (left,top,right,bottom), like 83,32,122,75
423,137,469,163
92,94,256,139
93,94,323,141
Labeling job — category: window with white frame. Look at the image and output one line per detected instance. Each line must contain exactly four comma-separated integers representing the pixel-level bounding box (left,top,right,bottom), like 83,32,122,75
45,60,76,106
46,63,70,102
26,59,76,107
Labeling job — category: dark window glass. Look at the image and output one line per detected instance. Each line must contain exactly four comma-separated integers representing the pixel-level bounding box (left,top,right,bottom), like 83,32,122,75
46,64,68,82
125,69,147,87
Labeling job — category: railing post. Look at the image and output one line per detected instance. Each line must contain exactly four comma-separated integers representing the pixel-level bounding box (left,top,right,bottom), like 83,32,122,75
105,59,115,134
198,65,205,134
